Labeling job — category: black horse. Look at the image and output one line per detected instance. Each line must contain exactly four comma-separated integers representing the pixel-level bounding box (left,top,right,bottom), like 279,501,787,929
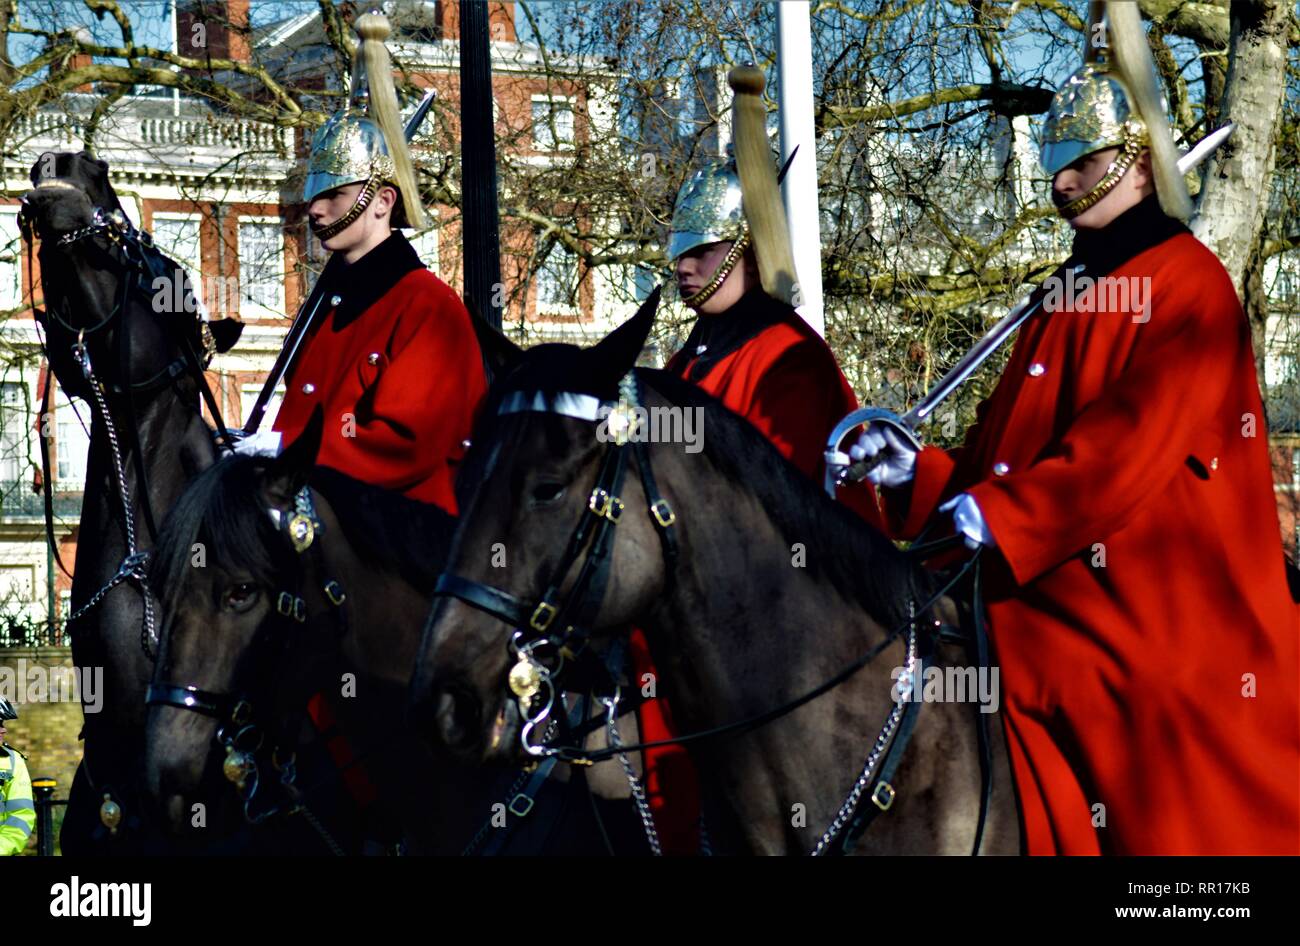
142,409,655,854
411,296,1021,855
19,151,245,853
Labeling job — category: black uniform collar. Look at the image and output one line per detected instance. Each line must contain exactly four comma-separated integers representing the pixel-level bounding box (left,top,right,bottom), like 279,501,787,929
674,288,790,383
1067,194,1189,277
316,231,425,331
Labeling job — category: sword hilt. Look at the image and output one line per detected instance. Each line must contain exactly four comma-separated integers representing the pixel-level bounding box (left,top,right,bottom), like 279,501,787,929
824,408,922,494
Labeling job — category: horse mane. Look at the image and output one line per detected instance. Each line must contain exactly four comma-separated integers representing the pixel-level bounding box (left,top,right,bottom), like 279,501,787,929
149,455,458,615
641,370,930,628
308,465,457,591
466,355,930,629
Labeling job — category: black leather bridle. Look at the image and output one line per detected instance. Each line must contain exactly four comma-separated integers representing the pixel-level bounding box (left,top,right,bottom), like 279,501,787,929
434,370,680,685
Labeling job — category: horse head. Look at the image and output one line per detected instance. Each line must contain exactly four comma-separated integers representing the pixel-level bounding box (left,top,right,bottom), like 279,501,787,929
19,150,241,405
410,289,674,764
141,408,334,834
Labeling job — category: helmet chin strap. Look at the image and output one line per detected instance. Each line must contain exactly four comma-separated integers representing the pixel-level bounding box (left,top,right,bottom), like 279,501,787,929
679,224,751,309
1058,126,1147,220
310,176,380,242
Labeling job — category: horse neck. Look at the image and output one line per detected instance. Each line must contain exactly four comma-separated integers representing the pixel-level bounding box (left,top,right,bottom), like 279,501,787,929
78,377,213,571
639,443,916,852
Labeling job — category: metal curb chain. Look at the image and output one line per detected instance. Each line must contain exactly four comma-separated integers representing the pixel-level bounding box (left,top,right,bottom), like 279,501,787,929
810,604,918,857
71,339,157,660
605,691,662,856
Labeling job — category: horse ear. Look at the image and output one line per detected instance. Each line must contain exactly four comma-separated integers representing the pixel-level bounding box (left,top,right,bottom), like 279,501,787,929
263,406,323,506
207,317,243,353
468,311,523,385
582,285,660,391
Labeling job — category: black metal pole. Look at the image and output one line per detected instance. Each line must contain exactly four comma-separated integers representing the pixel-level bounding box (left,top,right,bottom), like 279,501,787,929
459,0,504,330
33,777,56,856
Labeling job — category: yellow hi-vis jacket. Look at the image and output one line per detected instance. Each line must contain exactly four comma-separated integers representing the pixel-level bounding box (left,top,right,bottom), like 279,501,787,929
0,745,35,855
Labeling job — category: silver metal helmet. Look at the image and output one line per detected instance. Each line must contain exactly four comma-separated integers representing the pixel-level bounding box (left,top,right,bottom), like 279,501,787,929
1039,61,1144,177
301,11,425,236
303,112,398,207
668,159,745,263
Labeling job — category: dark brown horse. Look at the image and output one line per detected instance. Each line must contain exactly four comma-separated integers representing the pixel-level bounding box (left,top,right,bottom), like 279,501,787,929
19,151,243,853
411,298,1021,855
142,410,654,854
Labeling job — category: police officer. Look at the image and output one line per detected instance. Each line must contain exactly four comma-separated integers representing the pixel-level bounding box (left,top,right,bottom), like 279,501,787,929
0,700,35,856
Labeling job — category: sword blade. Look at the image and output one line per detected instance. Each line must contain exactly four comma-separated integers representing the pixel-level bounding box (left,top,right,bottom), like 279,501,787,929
404,89,437,142
904,264,1079,428
1177,122,1234,175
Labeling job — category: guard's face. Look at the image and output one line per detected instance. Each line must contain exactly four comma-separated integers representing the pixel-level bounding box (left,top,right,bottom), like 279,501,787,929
674,241,731,296
1051,147,1151,230
307,182,365,247
674,240,752,314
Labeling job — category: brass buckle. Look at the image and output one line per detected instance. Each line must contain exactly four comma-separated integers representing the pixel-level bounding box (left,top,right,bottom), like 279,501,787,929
650,499,676,528
231,700,253,726
588,488,624,522
323,580,346,606
871,781,895,811
530,601,557,632
508,793,536,817
277,592,306,623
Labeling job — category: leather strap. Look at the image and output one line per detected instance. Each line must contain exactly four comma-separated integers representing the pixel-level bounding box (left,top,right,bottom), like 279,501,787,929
145,683,230,718
838,654,927,854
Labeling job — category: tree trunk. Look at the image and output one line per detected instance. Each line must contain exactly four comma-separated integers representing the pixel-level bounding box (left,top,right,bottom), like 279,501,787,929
1191,0,1290,307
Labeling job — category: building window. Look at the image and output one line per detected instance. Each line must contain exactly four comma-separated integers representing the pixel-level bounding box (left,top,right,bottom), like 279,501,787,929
55,388,89,491
0,209,22,312
0,381,27,489
537,242,579,314
238,218,285,316
532,96,575,151
151,212,205,315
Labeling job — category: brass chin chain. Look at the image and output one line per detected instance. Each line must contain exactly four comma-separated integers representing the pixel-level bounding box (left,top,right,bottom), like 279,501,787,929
1059,129,1146,220
310,176,380,241
679,225,751,308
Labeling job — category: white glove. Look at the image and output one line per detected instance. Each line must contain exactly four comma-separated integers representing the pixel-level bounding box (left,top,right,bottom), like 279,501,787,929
938,493,996,549
232,429,282,458
849,426,918,488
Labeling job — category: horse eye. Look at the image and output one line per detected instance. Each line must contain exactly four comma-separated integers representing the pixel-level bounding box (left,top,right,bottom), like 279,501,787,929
223,583,259,612
530,482,565,505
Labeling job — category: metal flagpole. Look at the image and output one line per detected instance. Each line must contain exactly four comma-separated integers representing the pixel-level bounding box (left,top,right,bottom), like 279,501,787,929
776,0,824,338
459,0,504,330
